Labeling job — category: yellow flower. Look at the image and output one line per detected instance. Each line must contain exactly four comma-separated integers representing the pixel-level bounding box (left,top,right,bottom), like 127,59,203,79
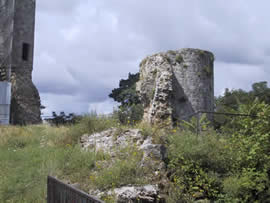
89,175,95,181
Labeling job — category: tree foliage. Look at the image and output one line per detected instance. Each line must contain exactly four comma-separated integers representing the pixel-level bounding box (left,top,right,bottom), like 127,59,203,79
216,81,270,111
214,81,270,128
109,73,143,124
45,112,81,126
168,100,270,202
109,73,140,106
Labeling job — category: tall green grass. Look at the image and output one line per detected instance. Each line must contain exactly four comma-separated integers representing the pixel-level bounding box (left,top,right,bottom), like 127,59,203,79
0,115,118,202
0,114,155,202
4,109,269,202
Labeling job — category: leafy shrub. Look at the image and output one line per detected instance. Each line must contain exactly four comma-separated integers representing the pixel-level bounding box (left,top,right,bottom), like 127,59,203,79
168,101,270,202
167,130,235,201
220,101,270,201
89,145,145,190
175,54,183,64
223,168,270,202
117,104,143,125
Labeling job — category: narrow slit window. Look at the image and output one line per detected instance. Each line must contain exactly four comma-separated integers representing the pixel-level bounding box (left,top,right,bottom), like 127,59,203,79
22,43,30,61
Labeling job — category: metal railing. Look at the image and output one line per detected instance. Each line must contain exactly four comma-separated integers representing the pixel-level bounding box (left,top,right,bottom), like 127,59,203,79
47,176,104,203
178,110,259,135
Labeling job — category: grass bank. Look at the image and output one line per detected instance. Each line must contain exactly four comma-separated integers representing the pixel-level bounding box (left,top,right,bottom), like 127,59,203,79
1,101,270,202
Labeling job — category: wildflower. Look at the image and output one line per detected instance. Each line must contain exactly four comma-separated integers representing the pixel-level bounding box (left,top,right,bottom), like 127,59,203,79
89,175,95,181
171,129,177,133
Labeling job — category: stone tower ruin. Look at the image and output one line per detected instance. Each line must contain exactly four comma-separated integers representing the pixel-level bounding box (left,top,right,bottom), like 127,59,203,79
136,48,214,125
0,0,41,125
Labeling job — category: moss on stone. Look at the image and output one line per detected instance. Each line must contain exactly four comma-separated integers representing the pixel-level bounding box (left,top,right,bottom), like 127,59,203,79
210,55,215,62
151,88,156,99
140,58,148,67
152,69,157,76
175,54,183,64
196,72,202,77
164,55,171,64
204,66,212,76
199,50,205,57
167,50,177,55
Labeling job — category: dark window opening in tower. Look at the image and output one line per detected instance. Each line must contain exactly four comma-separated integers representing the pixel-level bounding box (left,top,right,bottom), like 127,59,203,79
22,43,30,61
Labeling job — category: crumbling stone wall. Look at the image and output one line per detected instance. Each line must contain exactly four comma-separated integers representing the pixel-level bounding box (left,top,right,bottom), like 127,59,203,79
136,48,214,125
10,69,41,125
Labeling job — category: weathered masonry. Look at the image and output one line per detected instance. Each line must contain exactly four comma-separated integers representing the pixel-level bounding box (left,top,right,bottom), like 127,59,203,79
136,48,214,125
0,0,41,125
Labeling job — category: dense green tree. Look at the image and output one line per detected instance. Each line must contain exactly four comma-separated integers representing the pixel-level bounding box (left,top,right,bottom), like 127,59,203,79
215,81,270,111
45,112,81,126
251,81,270,104
109,73,140,106
214,81,270,129
109,73,143,124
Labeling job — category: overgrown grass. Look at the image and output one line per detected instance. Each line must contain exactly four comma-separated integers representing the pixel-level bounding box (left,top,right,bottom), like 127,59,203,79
88,145,146,190
2,102,270,202
0,114,154,202
0,115,118,203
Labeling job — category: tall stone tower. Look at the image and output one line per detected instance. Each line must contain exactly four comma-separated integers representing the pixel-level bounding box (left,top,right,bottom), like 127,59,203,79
136,48,214,125
0,0,14,81
0,0,41,125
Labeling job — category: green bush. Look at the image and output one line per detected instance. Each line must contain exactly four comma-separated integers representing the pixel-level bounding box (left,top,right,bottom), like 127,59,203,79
168,101,270,202
89,145,146,190
223,168,270,202
117,104,144,125
220,101,270,201
175,54,183,64
2,101,270,202
167,130,235,201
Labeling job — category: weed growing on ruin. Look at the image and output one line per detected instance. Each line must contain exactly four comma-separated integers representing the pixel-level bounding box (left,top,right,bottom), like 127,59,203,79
167,50,177,55
175,54,183,64
199,50,205,56
164,55,172,64
210,54,215,62
196,71,202,77
139,58,148,67
204,66,212,76
88,145,146,190
151,87,156,99
66,114,118,146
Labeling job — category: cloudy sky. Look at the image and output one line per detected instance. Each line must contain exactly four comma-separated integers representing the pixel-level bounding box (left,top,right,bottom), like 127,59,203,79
33,0,270,116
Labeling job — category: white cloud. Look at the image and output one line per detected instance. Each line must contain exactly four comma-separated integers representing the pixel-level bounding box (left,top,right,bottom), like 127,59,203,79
33,0,270,116
88,99,118,115
215,62,269,95
60,26,81,42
